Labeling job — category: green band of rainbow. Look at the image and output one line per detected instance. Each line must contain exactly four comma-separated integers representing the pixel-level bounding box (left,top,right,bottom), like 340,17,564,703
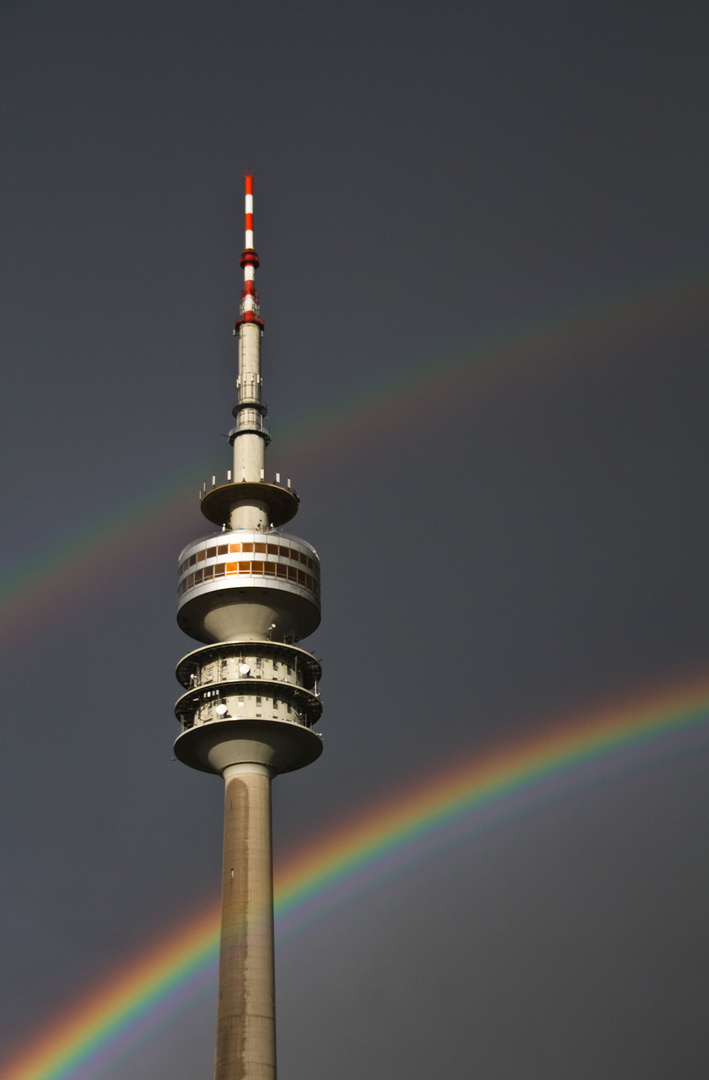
0,260,706,650
3,675,708,1080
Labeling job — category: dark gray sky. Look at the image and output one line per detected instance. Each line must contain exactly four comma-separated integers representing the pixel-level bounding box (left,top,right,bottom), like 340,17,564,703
1,1,708,1077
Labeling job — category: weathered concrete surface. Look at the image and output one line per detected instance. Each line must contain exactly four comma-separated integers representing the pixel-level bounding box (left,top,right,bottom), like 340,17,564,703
215,765,276,1080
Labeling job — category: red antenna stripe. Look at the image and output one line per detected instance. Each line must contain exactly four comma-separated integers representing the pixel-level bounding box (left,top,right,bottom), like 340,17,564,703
244,175,254,195
245,213,253,231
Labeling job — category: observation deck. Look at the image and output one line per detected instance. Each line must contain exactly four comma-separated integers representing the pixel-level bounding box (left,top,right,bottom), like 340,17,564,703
177,530,321,644
200,479,299,529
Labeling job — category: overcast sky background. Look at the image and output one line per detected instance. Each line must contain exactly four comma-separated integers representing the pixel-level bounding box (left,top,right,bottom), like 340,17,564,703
1,1,708,1077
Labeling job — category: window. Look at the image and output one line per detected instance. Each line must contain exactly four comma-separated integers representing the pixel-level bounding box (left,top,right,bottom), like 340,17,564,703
255,542,266,553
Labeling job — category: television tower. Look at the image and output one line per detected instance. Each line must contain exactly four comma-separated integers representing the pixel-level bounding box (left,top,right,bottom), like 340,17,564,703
174,176,323,1080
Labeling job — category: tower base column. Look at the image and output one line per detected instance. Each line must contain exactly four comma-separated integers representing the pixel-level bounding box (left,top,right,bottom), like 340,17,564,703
215,762,276,1080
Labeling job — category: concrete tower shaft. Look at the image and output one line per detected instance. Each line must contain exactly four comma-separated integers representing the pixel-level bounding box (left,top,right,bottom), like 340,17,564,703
174,176,323,1080
216,764,276,1080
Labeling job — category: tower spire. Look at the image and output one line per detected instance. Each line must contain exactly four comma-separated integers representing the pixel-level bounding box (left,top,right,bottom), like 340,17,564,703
236,174,262,327
174,176,324,1080
245,174,254,248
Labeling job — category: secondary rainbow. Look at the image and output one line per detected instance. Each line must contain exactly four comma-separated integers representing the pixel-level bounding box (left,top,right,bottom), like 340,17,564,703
0,259,706,651
3,672,708,1080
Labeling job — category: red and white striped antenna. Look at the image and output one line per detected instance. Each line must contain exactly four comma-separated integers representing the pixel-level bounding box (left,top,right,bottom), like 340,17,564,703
236,174,263,329
244,174,254,248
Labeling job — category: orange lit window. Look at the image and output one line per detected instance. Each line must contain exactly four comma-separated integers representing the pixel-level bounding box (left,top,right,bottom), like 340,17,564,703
238,562,250,573
226,562,238,573
229,543,240,553
255,542,266,553
252,561,264,573
242,543,254,553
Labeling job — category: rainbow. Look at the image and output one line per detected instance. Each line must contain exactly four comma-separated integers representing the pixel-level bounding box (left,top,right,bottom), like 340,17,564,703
3,673,708,1080
0,260,706,649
